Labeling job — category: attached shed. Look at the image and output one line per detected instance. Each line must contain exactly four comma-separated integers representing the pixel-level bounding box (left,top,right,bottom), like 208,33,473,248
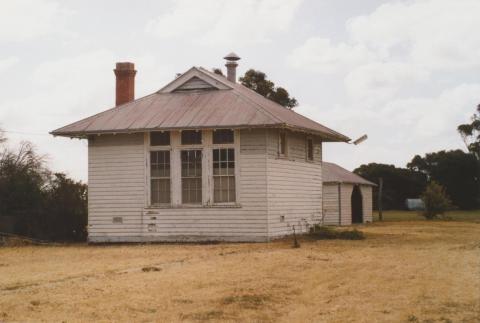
322,162,376,225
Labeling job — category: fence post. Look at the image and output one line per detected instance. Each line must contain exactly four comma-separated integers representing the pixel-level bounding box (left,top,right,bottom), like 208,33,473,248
378,177,383,221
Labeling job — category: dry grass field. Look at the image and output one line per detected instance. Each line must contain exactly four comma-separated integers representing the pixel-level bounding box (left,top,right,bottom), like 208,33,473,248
1,216,479,322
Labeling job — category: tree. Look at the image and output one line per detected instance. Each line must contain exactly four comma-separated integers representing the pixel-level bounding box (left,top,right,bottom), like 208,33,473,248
0,133,88,241
212,68,224,76
457,104,480,159
43,173,88,241
421,181,452,219
354,163,427,210
0,141,47,236
408,150,479,209
239,69,298,109
0,129,5,144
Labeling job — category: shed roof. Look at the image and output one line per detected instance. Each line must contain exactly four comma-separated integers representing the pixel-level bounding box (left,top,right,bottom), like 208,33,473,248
51,67,350,142
322,162,376,186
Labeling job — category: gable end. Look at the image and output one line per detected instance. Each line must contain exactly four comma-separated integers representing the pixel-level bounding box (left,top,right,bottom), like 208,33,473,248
158,67,232,93
173,76,217,92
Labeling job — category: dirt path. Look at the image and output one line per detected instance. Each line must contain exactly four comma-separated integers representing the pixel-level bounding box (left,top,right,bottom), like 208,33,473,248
1,221,479,322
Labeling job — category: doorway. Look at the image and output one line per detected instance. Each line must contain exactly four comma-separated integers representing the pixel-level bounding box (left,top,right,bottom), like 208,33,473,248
351,185,363,224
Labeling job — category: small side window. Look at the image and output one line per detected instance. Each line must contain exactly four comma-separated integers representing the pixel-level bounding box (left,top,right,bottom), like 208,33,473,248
279,131,286,156
306,138,313,161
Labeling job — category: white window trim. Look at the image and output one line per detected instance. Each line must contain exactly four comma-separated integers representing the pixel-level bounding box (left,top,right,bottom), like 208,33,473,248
146,132,172,207
211,130,238,206
180,148,203,205
145,129,240,208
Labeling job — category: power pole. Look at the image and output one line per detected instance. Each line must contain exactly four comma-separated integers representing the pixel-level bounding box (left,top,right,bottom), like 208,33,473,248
378,177,383,221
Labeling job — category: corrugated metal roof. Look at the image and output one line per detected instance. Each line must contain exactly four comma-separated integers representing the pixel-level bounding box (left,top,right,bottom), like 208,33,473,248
322,162,376,186
51,67,350,142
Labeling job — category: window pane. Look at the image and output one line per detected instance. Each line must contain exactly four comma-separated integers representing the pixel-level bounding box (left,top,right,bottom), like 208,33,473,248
181,130,202,145
182,178,202,204
181,150,202,204
213,129,234,144
307,139,313,161
279,132,286,155
151,131,170,146
150,151,170,204
151,151,170,177
213,148,236,203
151,179,170,204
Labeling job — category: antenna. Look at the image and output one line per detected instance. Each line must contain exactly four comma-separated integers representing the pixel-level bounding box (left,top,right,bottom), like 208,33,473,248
352,134,368,145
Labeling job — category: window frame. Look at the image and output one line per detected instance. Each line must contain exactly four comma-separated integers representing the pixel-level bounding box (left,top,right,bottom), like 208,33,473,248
150,131,170,146
147,133,172,206
211,130,238,206
181,130,202,145
278,130,287,157
212,147,236,204
180,148,203,205
145,130,240,209
212,129,234,145
150,150,171,205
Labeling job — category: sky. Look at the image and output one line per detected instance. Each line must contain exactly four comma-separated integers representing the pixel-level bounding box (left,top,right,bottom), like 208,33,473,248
0,0,478,182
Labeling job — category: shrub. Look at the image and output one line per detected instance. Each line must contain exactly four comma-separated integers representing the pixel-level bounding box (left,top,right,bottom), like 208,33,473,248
308,225,365,240
421,181,453,219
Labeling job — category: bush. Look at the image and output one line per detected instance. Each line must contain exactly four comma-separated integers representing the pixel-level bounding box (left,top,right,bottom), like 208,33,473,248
308,225,365,240
421,181,453,219
1,138,87,241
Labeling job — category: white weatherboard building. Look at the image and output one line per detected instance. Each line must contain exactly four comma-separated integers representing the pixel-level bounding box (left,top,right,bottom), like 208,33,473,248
52,54,373,243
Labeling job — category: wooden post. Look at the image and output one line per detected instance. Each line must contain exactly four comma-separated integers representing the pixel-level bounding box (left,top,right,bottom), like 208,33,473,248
378,177,383,221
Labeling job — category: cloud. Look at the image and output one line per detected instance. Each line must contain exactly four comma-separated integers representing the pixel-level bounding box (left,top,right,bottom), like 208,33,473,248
145,0,303,46
0,57,19,72
287,37,373,74
290,0,480,74
344,62,429,104
288,0,480,170
381,83,480,139
347,0,480,71
301,82,479,171
0,49,175,180
0,0,71,42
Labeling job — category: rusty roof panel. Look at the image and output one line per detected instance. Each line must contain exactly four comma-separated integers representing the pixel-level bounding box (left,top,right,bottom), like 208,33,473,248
51,67,350,142
322,162,376,186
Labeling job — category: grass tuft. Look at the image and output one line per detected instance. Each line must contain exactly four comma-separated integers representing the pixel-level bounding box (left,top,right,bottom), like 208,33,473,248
222,294,270,309
308,225,365,240
141,266,161,272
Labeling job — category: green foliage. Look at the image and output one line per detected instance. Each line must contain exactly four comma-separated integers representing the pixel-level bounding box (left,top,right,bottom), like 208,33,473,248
457,104,480,159
308,225,365,240
239,69,298,109
354,163,427,210
0,135,87,241
42,173,87,241
408,150,479,209
421,181,452,219
212,68,223,76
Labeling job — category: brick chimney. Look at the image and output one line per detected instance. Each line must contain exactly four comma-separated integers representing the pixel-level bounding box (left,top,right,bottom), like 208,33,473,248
224,52,240,83
114,62,136,106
